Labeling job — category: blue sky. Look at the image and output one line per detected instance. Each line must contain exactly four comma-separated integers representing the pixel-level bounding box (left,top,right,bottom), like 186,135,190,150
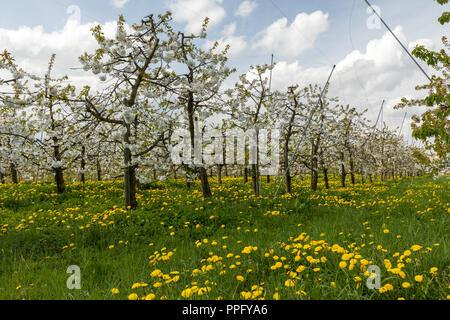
1,1,445,66
0,0,448,140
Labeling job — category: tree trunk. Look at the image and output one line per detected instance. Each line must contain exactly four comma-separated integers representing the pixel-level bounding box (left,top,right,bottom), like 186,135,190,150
96,159,102,181
284,139,291,193
187,99,211,198
323,167,329,189
285,169,292,194
124,125,137,210
10,162,18,184
251,164,260,196
310,168,318,191
319,157,329,190
266,175,270,183
217,165,222,185
310,142,318,191
186,173,191,189
0,172,5,184
349,155,355,185
285,137,292,193
53,143,65,194
54,168,65,194
340,152,346,188
124,163,137,210
244,167,248,183
80,146,86,184
199,167,212,197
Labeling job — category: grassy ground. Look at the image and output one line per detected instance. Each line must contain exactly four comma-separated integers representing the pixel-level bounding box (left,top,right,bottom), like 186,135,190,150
0,175,448,300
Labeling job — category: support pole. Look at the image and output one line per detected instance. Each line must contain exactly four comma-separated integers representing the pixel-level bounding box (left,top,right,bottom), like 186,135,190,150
261,54,275,193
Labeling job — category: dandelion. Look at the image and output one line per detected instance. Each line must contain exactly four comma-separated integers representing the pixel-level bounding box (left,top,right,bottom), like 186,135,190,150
296,265,305,273
379,283,394,293
414,275,423,282
111,288,119,294
360,259,369,266
402,282,411,288
150,269,162,277
131,283,142,289
145,293,156,300
128,293,138,300
181,288,193,298
241,291,252,300
284,279,295,287
341,253,351,261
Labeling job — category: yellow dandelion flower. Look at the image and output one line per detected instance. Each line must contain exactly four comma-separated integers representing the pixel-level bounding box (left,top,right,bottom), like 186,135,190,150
284,279,295,287
128,293,138,300
414,275,423,282
145,293,156,300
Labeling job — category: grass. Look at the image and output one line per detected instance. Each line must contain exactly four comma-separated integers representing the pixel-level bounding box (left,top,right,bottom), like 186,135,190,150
0,175,448,300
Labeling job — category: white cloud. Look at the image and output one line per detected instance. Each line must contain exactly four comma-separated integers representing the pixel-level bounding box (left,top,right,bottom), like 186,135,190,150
235,1,258,18
204,23,247,58
168,0,226,34
253,11,329,58
222,23,236,37
334,26,419,94
0,17,120,90
262,27,435,138
112,0,130,9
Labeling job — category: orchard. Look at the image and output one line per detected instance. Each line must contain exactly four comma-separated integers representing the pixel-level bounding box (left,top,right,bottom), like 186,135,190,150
0,2,448,302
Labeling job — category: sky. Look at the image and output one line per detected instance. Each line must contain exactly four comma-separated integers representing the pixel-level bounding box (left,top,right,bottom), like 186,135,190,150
0,0,448,143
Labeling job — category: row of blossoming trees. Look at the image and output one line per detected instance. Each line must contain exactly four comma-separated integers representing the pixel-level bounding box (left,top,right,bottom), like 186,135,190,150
0,13,428,209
